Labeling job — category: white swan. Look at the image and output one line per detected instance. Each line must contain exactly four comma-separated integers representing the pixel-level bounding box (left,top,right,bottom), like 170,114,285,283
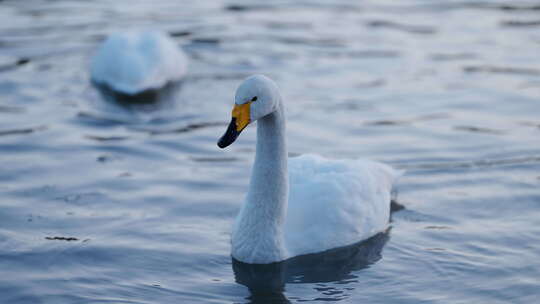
218,75,402,264
90,31,187,95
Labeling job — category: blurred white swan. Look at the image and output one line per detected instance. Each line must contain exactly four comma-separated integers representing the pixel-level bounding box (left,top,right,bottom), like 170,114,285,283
90,30,187,95
217,75,402,264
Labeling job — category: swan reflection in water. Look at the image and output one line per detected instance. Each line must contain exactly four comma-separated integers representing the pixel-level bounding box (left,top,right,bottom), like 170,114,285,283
92,81,182,112
232,230,390,303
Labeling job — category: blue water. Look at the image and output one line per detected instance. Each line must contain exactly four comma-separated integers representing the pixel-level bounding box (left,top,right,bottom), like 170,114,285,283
1,0,540,303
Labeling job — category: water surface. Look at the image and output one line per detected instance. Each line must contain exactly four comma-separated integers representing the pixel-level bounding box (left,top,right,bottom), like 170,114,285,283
1,0,539,303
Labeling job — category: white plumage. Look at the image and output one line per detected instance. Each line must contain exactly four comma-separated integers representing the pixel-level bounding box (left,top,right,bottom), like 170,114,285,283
90,31,187,95
218,75,401,264
286,154,398,257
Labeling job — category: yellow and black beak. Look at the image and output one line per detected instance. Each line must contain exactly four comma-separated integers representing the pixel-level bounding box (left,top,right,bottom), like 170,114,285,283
217,102,252,148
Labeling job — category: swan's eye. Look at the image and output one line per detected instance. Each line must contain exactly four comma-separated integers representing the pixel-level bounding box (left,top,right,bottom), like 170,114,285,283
251,96,258,102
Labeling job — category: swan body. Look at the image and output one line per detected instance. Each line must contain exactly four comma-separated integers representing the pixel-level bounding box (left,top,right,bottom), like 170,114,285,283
90,31,187,95
218,75,401,264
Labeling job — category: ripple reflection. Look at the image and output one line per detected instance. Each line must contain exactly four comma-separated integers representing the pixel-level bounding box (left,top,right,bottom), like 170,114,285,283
233,231,390,303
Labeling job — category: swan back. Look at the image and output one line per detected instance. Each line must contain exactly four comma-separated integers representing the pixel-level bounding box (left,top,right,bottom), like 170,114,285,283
90,31,187,94
285,154,401,257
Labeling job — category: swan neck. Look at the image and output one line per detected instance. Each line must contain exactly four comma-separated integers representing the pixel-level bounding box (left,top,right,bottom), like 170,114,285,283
250,104,288,213
232,103,288,263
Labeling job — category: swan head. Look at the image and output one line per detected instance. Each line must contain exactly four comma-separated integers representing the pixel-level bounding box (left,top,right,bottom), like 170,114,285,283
218,75,281,148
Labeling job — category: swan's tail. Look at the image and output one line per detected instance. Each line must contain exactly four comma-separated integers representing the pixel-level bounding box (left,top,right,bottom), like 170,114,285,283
383,165,405,208
375,162,405,185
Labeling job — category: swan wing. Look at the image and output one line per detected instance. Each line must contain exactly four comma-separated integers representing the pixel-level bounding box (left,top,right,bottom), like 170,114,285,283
285,154,400,257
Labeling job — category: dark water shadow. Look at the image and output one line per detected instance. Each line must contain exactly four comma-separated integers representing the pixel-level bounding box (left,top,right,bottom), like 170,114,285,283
390,2,540,12
0,125,46,137
76,110,225,137
76,111,128,127
184,72,254,82
463,65,540,76
78,81,191,130
430,52,477,61
0,58,30,73
44,236,79,241
364,113,450,127
84,135,130,142
366,20,437,35
501,20,540,28
489,4,540,11
232,231,390,303
454,125,504,135
92,80,182,112
315,49,400,59
143,121,226,135
400,155,540,171
225,4,277,12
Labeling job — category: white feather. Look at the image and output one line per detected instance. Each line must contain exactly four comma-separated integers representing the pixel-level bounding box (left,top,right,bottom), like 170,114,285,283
90,31,187,95
286,154,401,257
